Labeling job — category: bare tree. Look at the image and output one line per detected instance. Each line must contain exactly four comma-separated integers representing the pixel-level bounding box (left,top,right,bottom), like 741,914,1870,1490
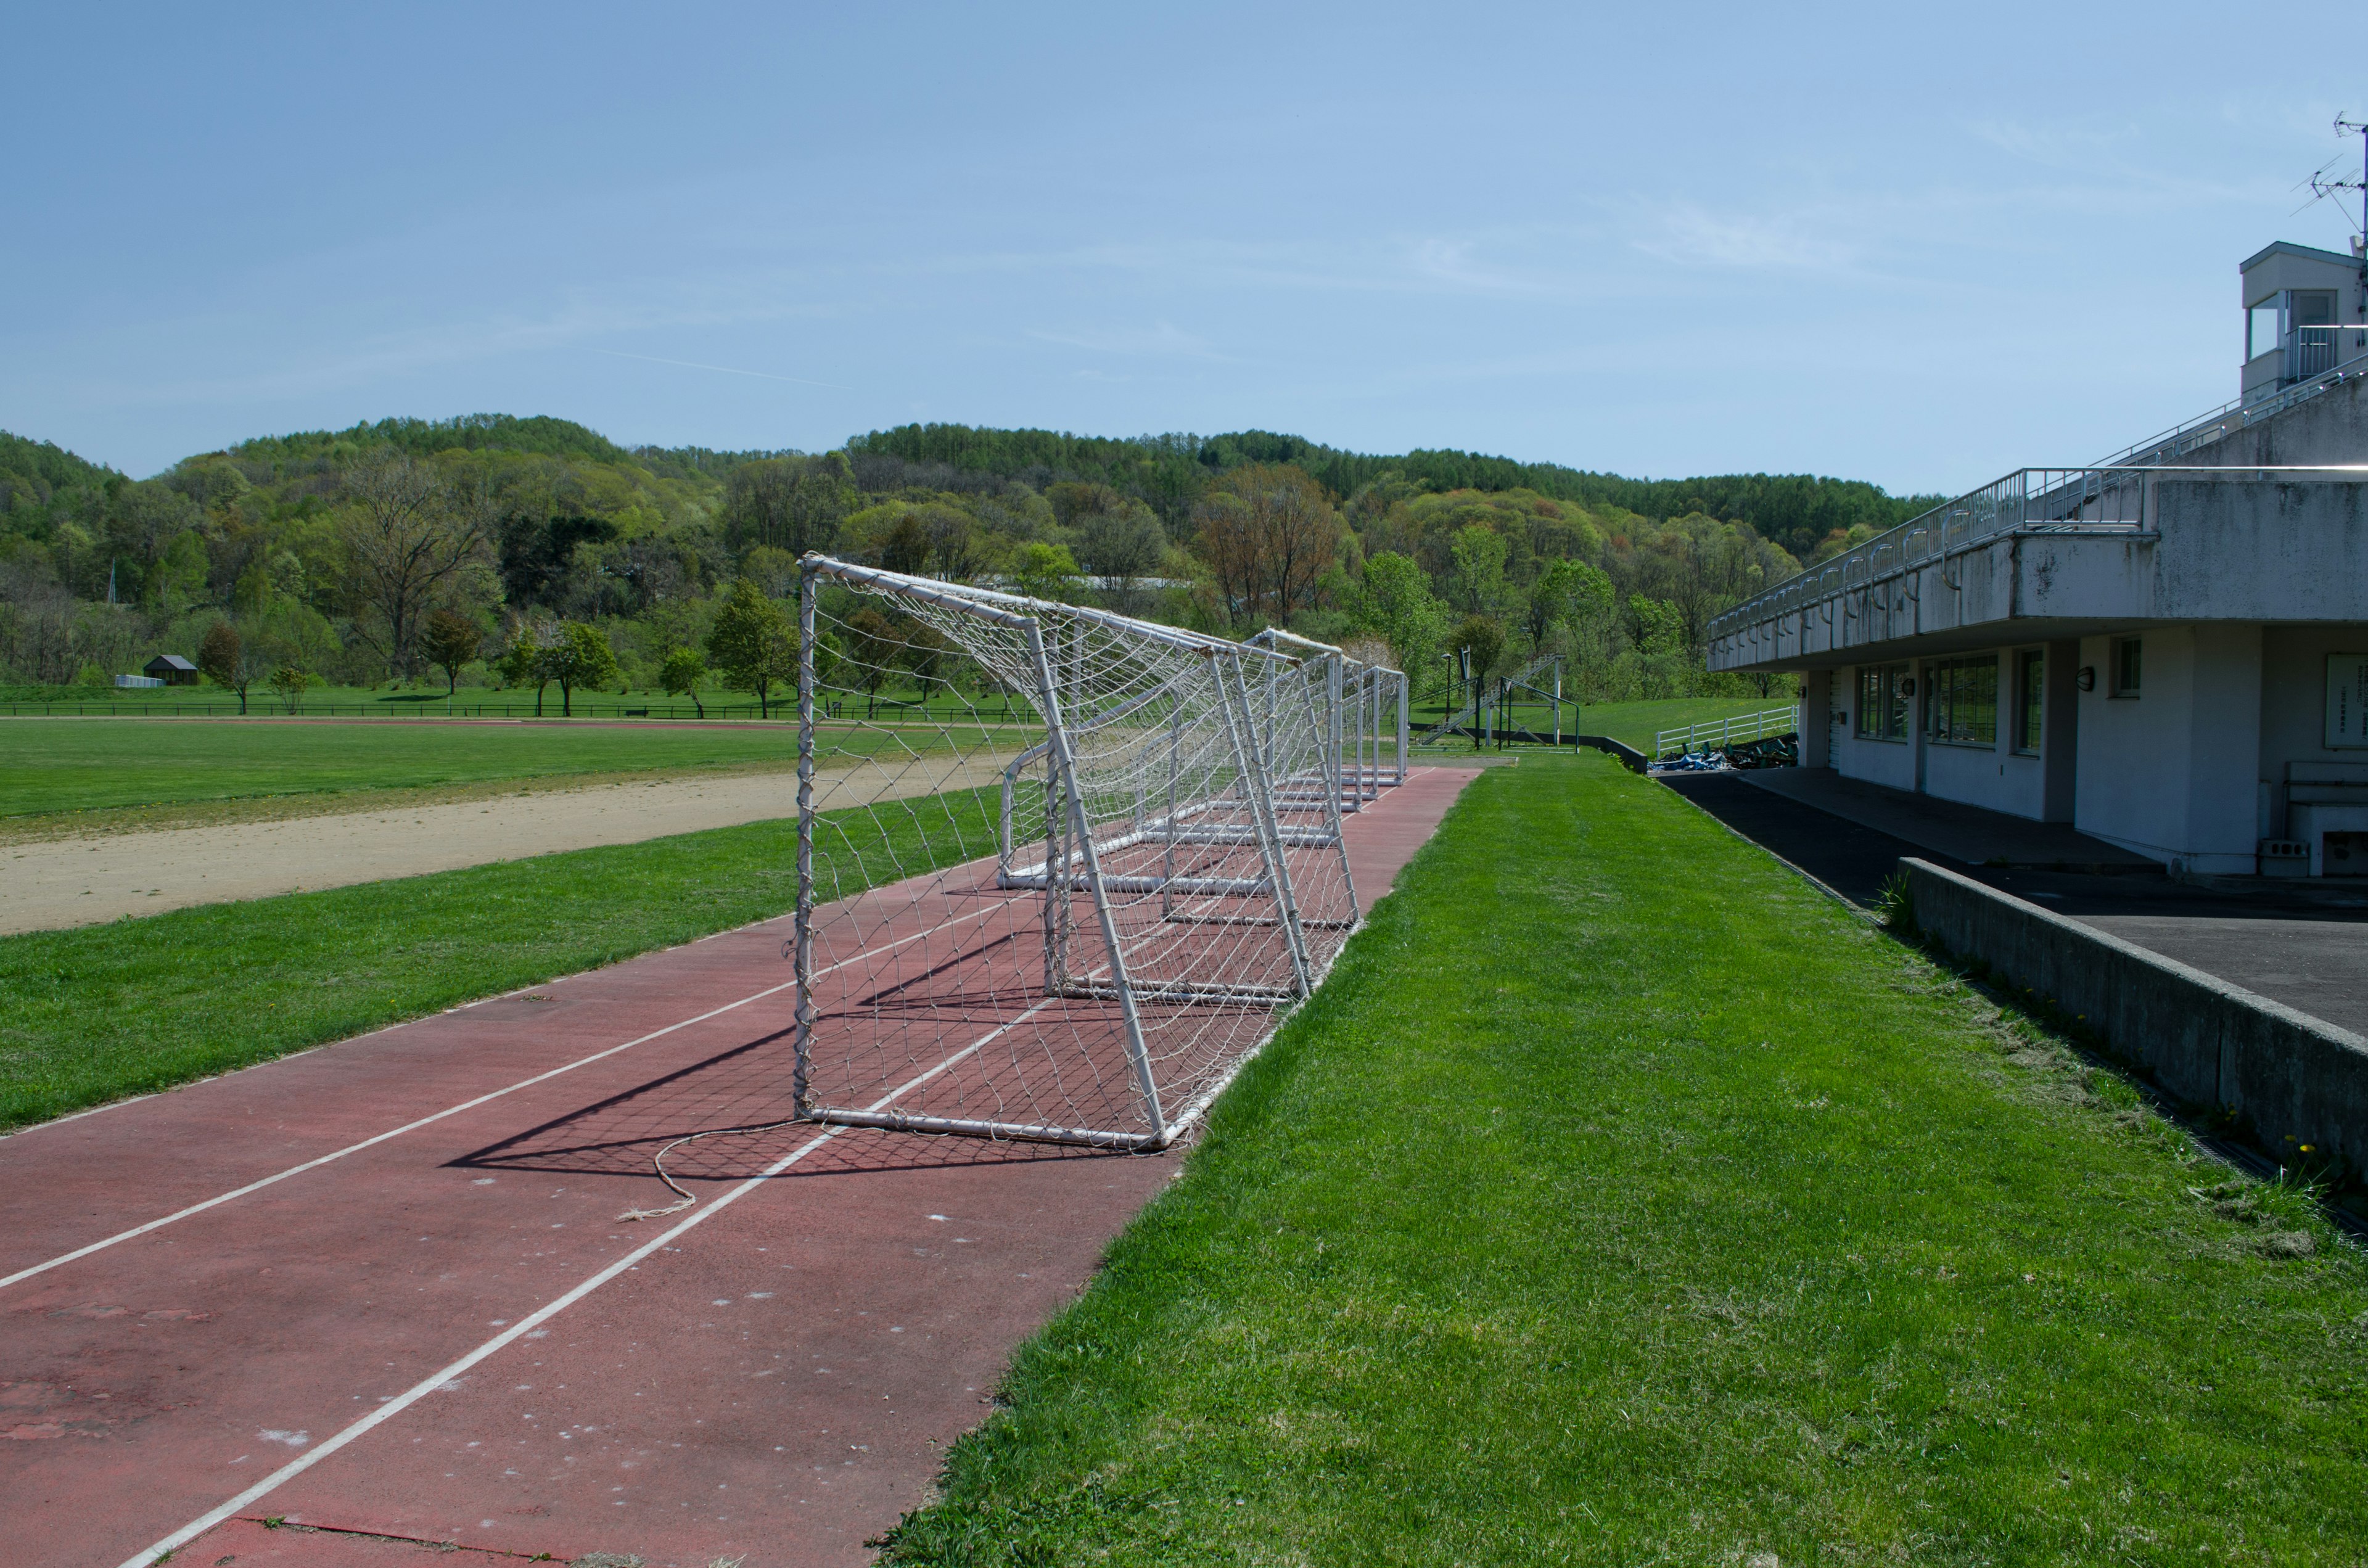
1193,464,1342,625
338,453,490,679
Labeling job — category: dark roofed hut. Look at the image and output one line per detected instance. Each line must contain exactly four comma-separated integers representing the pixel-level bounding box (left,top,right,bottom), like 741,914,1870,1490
144,654,199,686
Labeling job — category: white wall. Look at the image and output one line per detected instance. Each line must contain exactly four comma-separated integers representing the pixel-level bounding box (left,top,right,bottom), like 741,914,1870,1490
2256,625,2368,836
1830,664,1915,789
2073,625,2262,872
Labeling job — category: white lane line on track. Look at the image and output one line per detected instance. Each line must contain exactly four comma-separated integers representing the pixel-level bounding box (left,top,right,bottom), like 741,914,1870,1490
1,899,1010,1294
115,999,1053,1568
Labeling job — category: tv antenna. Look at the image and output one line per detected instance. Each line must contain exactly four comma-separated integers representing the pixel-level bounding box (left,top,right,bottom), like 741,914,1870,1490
2300,115,2368,338
2303,114,2367,241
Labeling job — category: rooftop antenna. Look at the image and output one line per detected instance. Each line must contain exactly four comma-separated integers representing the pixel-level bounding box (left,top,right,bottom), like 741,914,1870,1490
2304,115,2368,346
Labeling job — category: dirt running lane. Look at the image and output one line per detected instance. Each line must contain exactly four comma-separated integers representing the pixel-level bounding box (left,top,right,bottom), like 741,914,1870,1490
0,767,1477,1568
2,755,1013,938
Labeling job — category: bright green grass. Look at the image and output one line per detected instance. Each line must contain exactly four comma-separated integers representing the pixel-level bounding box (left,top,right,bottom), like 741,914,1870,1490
0,716,1009,819
0,788,995,1130
879,756,2368,1565
1410,695,1794,753
1569,695,1794,750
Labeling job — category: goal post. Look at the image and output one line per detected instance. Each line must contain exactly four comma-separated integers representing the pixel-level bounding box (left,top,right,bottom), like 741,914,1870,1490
791,556,1362,1149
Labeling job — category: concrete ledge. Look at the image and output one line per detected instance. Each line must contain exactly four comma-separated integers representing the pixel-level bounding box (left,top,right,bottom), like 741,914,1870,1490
1901,857,2368,1180
1572,735,1648,773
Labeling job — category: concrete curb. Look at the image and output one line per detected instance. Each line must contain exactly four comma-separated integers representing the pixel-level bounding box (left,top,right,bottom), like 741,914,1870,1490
1572,734,1648,773
1901,857,2368,1180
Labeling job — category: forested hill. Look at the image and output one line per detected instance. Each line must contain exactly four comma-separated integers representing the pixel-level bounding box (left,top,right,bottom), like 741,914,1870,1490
0,430,121,514
1,407,1916,710
847,423,1942,564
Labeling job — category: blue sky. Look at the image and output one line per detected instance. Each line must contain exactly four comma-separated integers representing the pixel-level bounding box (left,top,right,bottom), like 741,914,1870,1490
4,2,2361,493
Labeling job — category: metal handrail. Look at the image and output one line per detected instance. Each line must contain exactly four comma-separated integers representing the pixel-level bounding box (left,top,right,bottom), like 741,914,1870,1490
1653,706,1797,761
1706,463,2368,649
2092,345,2368,469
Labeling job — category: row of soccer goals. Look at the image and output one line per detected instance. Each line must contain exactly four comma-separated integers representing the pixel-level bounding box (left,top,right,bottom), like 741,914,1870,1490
789,555,1410,1152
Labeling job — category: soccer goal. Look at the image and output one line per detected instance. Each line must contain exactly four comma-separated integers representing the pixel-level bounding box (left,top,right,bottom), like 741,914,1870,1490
1246,628,1410,813
791,557,1361,1150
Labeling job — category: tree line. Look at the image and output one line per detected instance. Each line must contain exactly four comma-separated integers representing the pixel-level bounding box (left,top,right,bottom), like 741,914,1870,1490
0,413,1933,711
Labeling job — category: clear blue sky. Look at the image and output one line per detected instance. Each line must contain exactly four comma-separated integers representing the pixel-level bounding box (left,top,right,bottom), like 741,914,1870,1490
4,2,2360,493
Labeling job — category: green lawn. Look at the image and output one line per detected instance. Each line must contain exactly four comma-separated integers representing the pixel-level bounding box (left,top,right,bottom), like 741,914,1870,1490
880,755,2368,1564
1412,696,1796,753
0,715,1003,820
0,681,778,720
0,788,996,1129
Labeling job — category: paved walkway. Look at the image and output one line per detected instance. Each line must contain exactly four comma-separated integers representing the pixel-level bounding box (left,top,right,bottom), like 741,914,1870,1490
1737,766,2156,871
0,768,1476,1568
1663,770,2368,1038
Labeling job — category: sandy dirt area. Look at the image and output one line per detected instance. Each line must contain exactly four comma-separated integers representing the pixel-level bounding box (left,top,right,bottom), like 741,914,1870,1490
1,754,1014,937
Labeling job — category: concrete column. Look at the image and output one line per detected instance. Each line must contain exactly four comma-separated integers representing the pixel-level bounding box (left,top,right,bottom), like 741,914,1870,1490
1800,669,1832,768
2183,623,2264,875
2042,639,2080,823
1912,659,1930,795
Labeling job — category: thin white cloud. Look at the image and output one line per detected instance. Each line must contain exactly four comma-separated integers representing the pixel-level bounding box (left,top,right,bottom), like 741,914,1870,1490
1027,321,1221,358
589,348,854,390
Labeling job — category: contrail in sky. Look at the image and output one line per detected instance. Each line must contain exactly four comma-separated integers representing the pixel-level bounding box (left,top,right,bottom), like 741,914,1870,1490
591,348,855,392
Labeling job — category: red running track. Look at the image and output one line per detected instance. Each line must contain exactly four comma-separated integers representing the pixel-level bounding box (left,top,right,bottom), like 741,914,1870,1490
0,767,1476,1568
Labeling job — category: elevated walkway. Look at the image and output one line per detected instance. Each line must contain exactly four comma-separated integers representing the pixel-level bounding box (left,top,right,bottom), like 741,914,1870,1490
1737,768,2156,872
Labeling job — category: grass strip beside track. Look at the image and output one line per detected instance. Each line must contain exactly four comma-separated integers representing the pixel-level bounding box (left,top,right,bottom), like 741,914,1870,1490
879,755,2368,1565
0,787,997,1131
0,715,1007,825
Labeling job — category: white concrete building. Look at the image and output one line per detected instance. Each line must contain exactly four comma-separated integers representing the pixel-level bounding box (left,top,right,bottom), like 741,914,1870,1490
1709,237,2368,877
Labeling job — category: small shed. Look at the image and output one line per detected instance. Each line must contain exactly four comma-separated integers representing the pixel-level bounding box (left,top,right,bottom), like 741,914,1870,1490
144,654,200,686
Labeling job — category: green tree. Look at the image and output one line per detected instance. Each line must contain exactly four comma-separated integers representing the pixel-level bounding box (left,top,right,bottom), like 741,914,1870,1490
196,620,242,710
267,665,313,715
421,609,482,697
660,646,707,718
540,622,620,717
1449,613,1504,749
1009,541,1084,603
496,623,556,716
1352,552,1448,695
706,578,796,718
1448,523,1508,616
840,607,902,717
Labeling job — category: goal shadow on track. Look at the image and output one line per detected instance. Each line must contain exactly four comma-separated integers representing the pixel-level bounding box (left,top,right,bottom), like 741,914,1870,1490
446,1020,1144,1186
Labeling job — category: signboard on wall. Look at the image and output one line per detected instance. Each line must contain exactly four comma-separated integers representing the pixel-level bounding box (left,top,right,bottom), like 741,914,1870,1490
2328,654,2368,748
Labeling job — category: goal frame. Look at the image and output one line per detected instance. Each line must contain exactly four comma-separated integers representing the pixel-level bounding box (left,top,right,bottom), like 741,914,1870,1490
789,556,1359,1149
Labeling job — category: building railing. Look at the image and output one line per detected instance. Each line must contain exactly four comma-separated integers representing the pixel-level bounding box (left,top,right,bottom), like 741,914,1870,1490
1707,461,2368,652
2093,342,2368,469
1706,466,2156,644
2285,324,2345,384
1654,706,1798,760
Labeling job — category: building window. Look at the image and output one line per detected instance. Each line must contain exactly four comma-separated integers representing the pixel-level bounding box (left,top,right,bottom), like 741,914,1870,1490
2248,299,2284,361
2015,649,2044,755
1926,655,1999,747
1855,663,1909,741
2112,637,2142,697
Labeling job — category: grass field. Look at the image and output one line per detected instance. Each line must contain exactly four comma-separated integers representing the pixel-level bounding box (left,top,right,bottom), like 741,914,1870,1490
1413,696,1796,753
0,788,996,1130
0,716,1008,822
879,755,2368,1564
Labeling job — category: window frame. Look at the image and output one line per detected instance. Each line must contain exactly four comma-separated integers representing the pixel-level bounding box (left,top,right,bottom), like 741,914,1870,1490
2111,637,2142,699
2013,648,2044,755
1925,654,2000,749
1854,663,1910,742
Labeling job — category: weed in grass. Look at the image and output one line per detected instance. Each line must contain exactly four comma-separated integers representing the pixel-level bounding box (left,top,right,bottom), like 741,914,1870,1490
877,757,2368,1566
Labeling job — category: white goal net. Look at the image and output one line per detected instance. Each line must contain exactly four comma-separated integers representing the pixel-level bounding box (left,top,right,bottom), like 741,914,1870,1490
791,557,1369,1149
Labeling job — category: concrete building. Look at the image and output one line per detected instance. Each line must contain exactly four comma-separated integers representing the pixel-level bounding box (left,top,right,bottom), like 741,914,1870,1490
1709,237,2368,877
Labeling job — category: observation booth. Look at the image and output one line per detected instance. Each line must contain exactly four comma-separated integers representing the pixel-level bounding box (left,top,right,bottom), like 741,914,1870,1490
2243,239,2368,405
